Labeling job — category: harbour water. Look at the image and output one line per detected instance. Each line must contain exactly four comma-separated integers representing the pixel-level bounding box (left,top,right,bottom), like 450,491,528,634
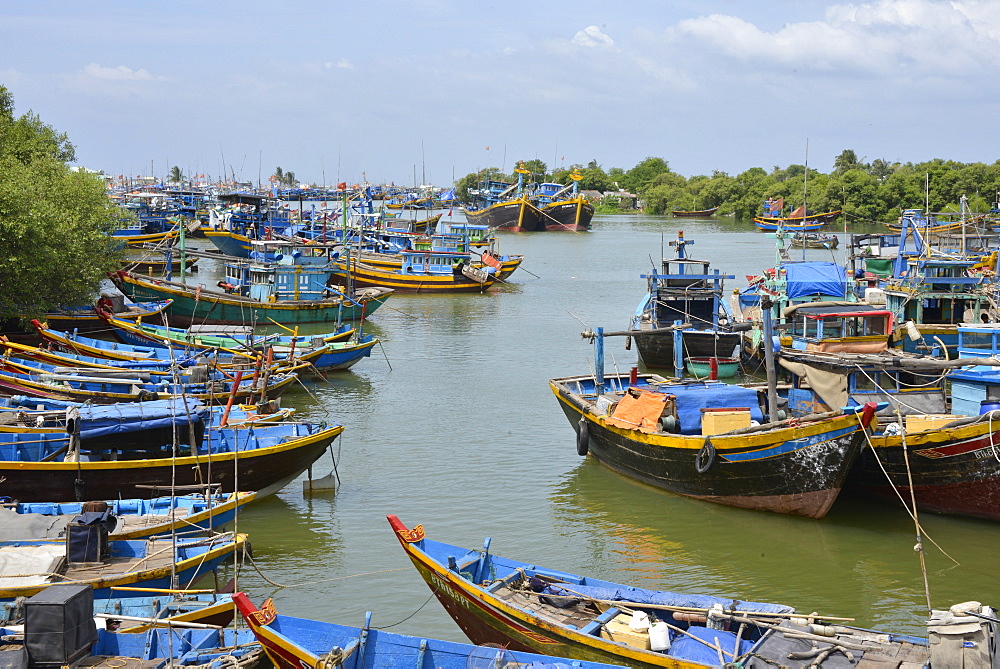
190,213,1000,640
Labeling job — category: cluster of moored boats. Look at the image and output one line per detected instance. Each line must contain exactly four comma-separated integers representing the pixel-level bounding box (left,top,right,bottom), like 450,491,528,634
4,196,1000,668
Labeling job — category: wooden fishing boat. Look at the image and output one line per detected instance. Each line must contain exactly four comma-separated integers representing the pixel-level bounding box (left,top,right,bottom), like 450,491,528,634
233,593,628,669
99,315,376,373
0,356,302,405
0,584,261,668
684,356,740,378
112,227,180,248
334,253,495,293
779,339,1000,522
0,420,343,502
752,217,827,232
0,491,257,541
464,173,544,232
550,371,878,517
671,206,719,218
0,532,245,601
110,270,393,326
790,232,839,249
41,299,173,334
630,232,742,371
387,515,942,668
122,249,200,275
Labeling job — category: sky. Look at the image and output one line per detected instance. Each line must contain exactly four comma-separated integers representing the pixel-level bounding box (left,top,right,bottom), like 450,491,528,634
2,0,998,187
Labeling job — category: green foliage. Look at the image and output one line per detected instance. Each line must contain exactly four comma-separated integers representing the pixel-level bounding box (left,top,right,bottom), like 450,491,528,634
0,86,122,320
168,166,184,185
455,167,510,202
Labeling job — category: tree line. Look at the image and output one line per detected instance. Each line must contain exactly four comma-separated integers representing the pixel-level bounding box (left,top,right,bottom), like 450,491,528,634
457,151,1000,222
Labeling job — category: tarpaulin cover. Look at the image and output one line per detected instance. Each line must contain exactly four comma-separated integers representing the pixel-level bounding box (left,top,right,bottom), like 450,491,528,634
782,262,847,299
668,626,755,664
542,583,793,615
669,383,763,435
3,396,207,440
606,391,667,433
865,257,894,277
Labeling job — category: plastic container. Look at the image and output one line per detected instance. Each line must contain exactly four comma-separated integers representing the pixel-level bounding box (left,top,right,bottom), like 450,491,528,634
628,611,650,632
980,401,1000,415
649,621,671,651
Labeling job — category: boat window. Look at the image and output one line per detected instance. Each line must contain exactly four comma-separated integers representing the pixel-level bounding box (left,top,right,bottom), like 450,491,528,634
962,332,995,350
898,371,938,390
819,318,843,339
853,371,881,392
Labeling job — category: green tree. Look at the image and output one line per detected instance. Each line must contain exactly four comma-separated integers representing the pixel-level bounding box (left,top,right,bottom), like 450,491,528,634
833,149,863,174
0,86,123,320
168,166,184,185
518,158,548,183
621,157,671,193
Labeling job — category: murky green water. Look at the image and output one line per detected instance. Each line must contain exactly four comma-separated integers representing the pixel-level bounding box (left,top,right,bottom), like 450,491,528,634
189,214,999,640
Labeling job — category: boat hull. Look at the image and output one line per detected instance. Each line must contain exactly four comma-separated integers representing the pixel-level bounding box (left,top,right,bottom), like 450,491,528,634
0,424,342,502
550,375,868,517
539,198,594,231
634,329,743,370
846,419,1000,521
111,271,392,325
333,260,494,293
463,199,543,232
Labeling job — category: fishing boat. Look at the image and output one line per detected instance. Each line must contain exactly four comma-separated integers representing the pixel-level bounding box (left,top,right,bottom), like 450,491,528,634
752,217,827,232
0,491,256,541
387,515,962,668
778,331,1000,521
0,420,344,502
790,232,839,249
0,356,302,405
333,249,495,293
671,206,719,218
550,370,878,517
41,298,173,334
629,232,743,371
0,532,245,601
233,593,629,669
99,315,375,373
0,584,261,668
754,198,840,230
109,269,392,326
463,167,545,232
533,175,594,231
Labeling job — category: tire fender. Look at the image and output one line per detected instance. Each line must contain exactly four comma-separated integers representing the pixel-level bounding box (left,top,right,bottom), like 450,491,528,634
576,416,589,456
695,437,716,473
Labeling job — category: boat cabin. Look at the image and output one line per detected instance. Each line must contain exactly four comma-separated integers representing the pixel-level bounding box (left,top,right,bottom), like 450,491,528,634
781,303,893,354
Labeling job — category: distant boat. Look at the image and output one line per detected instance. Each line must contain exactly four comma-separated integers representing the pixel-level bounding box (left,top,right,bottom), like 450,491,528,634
752,217,827,232
333,251,496,293
790,232,839,249
671,205,719,218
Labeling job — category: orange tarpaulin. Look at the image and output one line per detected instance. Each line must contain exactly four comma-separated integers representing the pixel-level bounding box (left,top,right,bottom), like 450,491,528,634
606,390,668,433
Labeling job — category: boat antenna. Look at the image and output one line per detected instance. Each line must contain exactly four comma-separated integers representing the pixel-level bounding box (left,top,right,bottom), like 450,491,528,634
802,138,809,261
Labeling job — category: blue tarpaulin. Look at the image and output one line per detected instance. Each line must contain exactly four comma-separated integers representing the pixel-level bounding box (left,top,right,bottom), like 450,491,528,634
542,583,793,615
782,262,847,299
665,383,764,435
2,396,207,440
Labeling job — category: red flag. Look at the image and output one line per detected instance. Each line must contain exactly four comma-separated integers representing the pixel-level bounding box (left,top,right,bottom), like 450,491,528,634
337,182,347,190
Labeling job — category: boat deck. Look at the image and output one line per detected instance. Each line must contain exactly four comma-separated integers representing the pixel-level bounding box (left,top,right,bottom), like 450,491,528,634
744,621,929,668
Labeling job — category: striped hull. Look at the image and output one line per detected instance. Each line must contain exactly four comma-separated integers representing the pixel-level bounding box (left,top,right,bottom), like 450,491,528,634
463,199,543,232
539,198,594,231
111,272,392,325
847,420,1000,521
0,424,342,502
551,376,868,517
334,261,494,293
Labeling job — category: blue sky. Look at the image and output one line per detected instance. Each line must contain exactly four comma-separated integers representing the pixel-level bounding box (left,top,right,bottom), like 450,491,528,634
2,1,997,186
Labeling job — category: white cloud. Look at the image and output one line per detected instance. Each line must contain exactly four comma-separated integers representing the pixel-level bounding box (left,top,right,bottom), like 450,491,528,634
324,59,354,70
82,63,158,81
572,26,614,48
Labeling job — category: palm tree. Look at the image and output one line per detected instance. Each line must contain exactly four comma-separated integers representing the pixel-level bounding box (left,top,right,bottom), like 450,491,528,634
168,166,184,185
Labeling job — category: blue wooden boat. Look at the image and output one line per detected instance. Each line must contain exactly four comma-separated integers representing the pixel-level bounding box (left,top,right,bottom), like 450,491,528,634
0,584,259,668
42,299,173,333
387,515,944,668
0,418,343,502
232,592,628,669
0,533,246,601
630,232,741,371
0,491,256,541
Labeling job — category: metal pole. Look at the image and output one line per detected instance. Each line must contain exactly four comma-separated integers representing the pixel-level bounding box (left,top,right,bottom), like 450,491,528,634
595,327,605,396
673,319,684,378
761,298,779,422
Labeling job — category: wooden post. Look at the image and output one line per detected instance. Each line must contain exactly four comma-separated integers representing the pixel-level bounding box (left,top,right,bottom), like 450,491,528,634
761,297,779,422
595,326,605,397
673,320,684,379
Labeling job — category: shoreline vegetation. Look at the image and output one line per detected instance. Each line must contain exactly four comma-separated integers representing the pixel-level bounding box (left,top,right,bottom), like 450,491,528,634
456,151,1000,222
